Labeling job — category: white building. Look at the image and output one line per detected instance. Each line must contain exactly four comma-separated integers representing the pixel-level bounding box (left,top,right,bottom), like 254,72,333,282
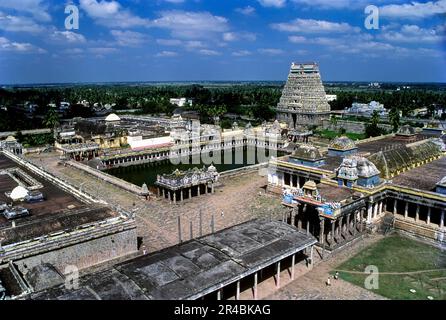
170,98,193,107
326,94,337,102
346,101,387,116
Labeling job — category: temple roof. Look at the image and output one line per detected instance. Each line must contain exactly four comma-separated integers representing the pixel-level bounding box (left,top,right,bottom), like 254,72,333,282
105,113,121,122
291,144,324,161
397,125,416,136
368,139,442,179
438,176,446,187
356,157,380,178
303,180,317,190
329,136,357,151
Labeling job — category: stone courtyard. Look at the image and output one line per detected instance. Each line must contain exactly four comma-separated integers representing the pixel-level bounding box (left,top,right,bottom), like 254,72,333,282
26,152,289,254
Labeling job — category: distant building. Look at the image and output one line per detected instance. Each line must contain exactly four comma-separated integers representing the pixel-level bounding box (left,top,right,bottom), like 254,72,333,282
410,107,428,117
346,101,387,116
170,98,193,107
326,94,337,102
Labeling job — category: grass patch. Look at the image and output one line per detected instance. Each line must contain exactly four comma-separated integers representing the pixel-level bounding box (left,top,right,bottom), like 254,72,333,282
314,129,365,141
334,235,446,300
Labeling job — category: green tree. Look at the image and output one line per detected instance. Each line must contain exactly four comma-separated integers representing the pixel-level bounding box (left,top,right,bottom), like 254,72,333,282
388,108,401,132
365,111,383,138
43,108,60,129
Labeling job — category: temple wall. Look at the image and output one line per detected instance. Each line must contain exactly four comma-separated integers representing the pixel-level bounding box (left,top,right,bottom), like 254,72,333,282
13,227,138,276
394,218,446,245
321,120,392,134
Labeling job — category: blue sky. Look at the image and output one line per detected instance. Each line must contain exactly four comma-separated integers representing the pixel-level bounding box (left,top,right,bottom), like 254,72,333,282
0,0,445,84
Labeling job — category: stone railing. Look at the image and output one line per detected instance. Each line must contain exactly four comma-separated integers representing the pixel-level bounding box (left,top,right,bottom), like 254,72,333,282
66,160,149,196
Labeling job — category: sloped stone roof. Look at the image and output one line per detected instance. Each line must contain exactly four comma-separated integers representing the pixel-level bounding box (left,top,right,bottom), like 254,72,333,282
329,136,356,151
397,125,416,136
292,144,324,161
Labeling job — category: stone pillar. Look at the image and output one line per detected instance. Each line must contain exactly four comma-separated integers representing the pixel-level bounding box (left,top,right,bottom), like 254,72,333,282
353,211,357,235
393,199,397,215
339,216,345,240
157,187,160,197
319,217,325,245
217,289,222,300
441,210,445,229
427,207,431,225
173,191,177,204
367,204,373,223
360,209,364,232
306,219,310,235
189,188,192,199
404,202,409,219
211,183,214,194
379,201,383,215
330,220,336,248
204,184,208,195
253,272,258,300
236,281,240,300
415,204,420,222
180,190,184,202
373,203,378,219
276,261,281,288
309,246,314,269
291,254,295,280
161,188,165,199
346,214,351,237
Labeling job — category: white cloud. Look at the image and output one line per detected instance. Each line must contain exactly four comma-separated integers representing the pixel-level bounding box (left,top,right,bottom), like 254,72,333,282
198,49,220,56
258,48,285,55
155,50,178,57
0,11,45,33
232,50,252,57
223,32,256,42
50,30,87,44
0,36,46,53
0,0,51,22
271,18,360,33
80,0,149,28
111,30,148,47
88,47,118,55
235,6,256,15
156,39,207,51
157,39,183,46
288,35,306,43
257,0,286,8
150,11,229,39
380,0,446,19
291,0,352,8
380,24,444,43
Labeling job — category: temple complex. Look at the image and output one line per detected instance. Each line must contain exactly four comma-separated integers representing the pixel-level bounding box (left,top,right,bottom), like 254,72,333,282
268,129,446,251
275,62,331,128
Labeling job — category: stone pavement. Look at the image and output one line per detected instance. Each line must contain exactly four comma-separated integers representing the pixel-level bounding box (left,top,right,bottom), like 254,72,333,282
265,234,387,300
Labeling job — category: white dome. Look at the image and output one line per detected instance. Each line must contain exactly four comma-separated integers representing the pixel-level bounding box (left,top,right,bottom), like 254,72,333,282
105,113,121,122
10,186,29,201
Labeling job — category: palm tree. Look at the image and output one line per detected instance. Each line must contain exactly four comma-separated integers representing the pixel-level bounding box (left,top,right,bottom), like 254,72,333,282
44,108,60,130
388,108,400,132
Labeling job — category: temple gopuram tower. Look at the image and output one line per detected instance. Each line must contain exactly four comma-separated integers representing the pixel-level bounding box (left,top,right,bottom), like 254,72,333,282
276,62,331,128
